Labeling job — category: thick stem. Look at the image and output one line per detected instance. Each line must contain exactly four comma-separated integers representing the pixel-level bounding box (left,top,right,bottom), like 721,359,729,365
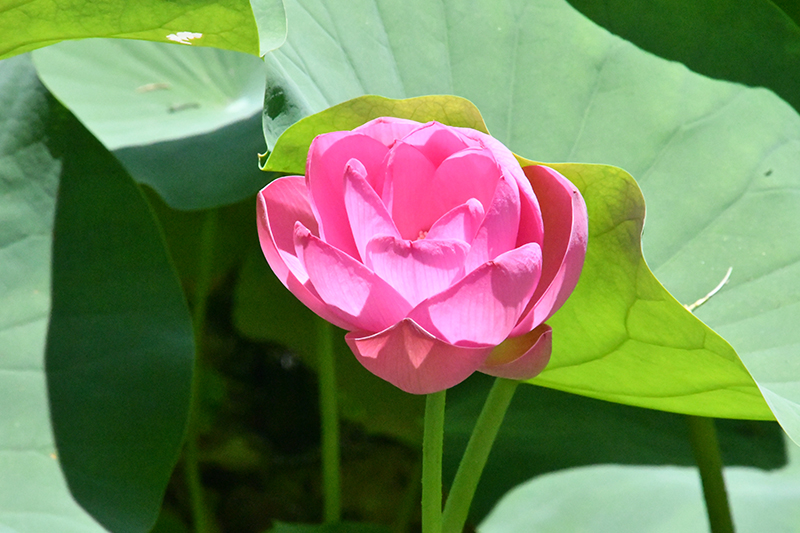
686,415,735,533
317,318,341,523
185,209,219,533
422,390,447,533
442,378,518,533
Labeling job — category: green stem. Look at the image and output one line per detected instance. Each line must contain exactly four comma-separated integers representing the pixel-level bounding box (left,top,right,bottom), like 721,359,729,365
184,209,219,533
317,318,341,523
422,390,447,533
686,415,735,533
442,378,519,533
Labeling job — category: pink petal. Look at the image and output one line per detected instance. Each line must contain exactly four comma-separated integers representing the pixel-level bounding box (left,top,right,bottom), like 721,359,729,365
426,198,486,242
364,236,470,307
382,141,439,240
294,223,412,332
306,132,389,258
428,148,502,217
511,166,588,336
399,121,477,167
479,324,552,380
257,179,354,330
345,318,494,394
516,183,545,248
454,127,545,249
354,117,422,147
464,173,521,273
455,127,529,191
343,158,400,261
409,242,542,346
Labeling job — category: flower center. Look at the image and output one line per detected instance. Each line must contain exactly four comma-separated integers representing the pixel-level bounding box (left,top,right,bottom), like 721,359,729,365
417,229,428,240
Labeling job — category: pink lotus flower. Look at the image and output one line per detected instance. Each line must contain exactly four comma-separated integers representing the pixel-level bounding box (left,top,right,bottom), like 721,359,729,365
257,118,588,394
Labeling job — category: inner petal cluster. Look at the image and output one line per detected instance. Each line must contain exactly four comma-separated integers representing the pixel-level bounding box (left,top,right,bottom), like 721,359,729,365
323,124,520,308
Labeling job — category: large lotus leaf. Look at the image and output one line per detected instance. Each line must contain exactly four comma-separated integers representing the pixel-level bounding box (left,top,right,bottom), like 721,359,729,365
260,0,800,435
478,437,800,533
0,56,105,533
33,39,265,149
0,0,286,59
260,94,771,419
565,0,800,115
32,39,270,209
0,55,194,532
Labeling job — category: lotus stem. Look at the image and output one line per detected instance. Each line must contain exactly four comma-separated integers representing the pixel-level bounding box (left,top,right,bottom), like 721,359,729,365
185,208,219,533
686,415,735,533
422,390,447,533
442,377,518,533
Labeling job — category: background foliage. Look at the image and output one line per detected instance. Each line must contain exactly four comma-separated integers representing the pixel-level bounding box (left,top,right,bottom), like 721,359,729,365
1,0,800,532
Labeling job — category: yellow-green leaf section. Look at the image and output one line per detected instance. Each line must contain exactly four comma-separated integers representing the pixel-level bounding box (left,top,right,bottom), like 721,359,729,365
0,0,287,59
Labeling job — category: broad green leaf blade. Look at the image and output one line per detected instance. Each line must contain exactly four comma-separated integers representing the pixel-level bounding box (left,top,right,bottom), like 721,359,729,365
250,0,289,57
0,55,106,533
0,55,195,532
112,114,271,210
33,39,266,149
45,89,195,533
478,438,800,533
32,39,270,209
530,161,770,418
0,0,287,59
565,0,800,115
262,94,772,419
261,0,800,431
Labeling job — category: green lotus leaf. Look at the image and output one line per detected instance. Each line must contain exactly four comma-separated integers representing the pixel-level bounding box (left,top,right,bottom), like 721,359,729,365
33,39,270,209
0,55,194,532
480,437,800,533
0,0,286,58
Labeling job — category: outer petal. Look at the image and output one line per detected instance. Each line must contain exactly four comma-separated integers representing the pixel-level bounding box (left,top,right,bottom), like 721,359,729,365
516,180,545,248
511,165,588,336
463,173,521,273
455,126,545,248
257,178,353,330
294,223,412,332
343,158,401,261
479,324,552,380
409,242,542,346
364,236,469,307
455,126,529,192
354,117,422,147
345,318,494,394
306,132,389,258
